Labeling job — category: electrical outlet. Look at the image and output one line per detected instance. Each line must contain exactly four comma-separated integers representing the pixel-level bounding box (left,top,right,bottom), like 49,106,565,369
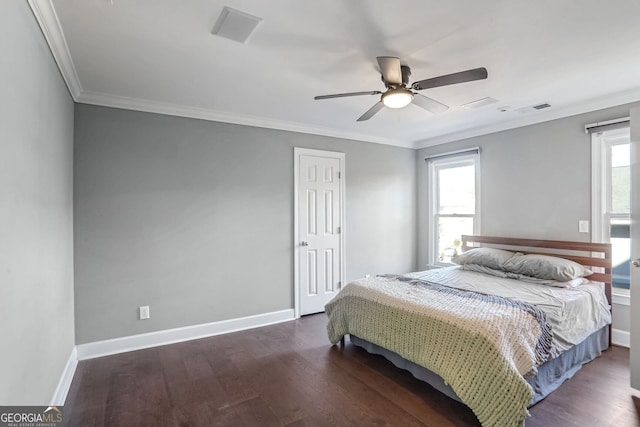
579,220,589,233
139,305,150,320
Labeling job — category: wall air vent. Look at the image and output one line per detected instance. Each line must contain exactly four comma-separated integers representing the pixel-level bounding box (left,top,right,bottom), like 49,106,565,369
211,7,263,44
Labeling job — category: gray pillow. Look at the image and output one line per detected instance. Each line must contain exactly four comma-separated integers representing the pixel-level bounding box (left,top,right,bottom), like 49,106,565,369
459,263,589,287
502,254,593,281
452,247,517,270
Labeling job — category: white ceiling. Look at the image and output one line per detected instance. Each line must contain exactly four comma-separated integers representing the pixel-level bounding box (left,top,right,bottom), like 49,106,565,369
34,0,640,148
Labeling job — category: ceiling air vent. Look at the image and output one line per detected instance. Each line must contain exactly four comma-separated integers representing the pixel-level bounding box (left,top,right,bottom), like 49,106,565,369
516,103,552,114
211,7,263,44
532,103,551,110
461,97,499,109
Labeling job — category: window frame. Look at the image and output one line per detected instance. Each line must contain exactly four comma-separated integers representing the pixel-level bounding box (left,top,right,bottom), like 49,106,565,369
427,151,481,267
591,126,631,301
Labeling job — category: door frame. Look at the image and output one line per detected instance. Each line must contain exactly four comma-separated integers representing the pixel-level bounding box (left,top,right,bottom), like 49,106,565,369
293,147,345,318
630,107,640,390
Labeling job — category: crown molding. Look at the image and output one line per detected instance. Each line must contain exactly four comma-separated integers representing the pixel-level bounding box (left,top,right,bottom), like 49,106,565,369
27,0,408,148
414,87,640,149
28,0,640,151
28,0,82,99
76,90,415,148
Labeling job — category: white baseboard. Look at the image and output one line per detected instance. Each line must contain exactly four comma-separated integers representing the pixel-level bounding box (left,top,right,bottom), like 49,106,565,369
50,346,78,406
76,309,295,360
612,328,630,348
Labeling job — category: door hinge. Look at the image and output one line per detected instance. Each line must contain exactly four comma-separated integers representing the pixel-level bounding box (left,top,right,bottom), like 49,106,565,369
338,172,341,179
337,226,341,234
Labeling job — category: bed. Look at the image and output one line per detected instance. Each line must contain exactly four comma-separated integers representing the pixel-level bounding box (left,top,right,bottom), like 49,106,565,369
324,235,612,427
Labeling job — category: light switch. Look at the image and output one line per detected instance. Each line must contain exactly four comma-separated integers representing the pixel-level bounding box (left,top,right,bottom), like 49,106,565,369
139,305,150,320
579,220,589,233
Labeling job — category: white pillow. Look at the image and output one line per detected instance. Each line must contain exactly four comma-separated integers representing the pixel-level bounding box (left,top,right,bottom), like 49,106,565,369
542,277,589,288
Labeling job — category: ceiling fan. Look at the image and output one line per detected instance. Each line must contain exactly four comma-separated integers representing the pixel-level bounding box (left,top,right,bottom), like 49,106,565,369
314,57,488,121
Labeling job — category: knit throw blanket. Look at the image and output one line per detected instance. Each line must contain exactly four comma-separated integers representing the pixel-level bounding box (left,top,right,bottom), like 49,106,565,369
325,275,554,427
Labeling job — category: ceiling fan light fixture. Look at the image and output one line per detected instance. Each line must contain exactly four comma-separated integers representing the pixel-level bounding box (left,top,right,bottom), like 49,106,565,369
382,88,413,109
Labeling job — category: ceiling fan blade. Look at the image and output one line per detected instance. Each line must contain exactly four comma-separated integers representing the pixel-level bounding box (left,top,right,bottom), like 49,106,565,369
314,90,382,100
377,57,402,85
412,93,449,114
357,101,385,122
411,67,488,91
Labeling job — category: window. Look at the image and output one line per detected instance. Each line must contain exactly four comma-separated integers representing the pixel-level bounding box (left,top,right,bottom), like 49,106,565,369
592,126,631,293
427,150,480,265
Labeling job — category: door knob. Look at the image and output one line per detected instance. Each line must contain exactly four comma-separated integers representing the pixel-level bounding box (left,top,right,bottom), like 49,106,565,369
632,259,640,268
300,241,309,246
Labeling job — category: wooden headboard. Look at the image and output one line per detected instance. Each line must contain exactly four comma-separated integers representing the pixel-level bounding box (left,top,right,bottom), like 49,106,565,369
461,235,613,306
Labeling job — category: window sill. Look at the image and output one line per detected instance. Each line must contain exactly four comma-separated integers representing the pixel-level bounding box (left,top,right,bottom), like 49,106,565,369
612,291,630,306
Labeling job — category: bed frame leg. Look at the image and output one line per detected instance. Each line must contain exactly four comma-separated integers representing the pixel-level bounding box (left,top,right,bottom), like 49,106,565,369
340,336,345,346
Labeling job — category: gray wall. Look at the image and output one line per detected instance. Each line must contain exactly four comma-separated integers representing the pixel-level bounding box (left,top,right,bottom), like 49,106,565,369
74,105,416,343
0,2,75,404
613,304,631,335
417,101,640,335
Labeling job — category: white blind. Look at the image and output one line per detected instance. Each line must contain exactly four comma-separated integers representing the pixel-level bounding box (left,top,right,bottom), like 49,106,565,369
424,147,480,162
584,117,629,134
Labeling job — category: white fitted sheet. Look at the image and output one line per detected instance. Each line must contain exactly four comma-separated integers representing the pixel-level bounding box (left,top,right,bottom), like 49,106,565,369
406,266,611,352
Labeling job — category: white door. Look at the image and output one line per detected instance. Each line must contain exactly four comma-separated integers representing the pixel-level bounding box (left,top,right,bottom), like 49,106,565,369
294,148,344,316
630,108,640,389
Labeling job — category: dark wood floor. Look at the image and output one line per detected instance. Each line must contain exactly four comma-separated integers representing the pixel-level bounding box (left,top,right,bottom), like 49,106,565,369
65,314,640,426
